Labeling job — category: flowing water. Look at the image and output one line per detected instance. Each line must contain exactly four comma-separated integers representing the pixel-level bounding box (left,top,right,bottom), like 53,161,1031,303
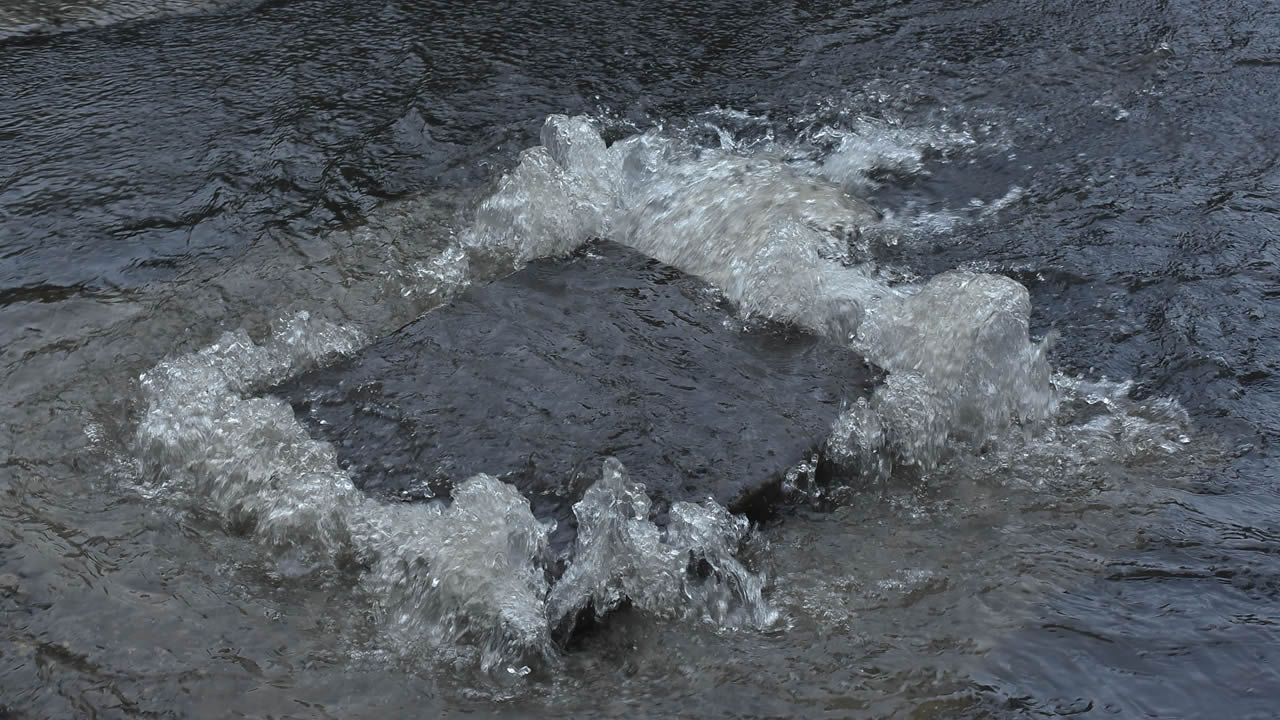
2,1,1277,717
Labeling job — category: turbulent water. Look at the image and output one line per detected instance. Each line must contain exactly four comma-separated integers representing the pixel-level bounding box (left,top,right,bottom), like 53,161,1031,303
3,0,1278,718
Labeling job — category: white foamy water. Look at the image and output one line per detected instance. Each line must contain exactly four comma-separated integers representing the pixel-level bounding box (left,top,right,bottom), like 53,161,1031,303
548,457,776,635
135,313,772,675
468,114,1055,470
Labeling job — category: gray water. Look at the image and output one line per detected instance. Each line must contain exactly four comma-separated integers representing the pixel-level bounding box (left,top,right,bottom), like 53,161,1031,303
2,1,1277,718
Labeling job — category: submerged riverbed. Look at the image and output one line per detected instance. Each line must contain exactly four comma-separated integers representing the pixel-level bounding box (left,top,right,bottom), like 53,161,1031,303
2,1,1278,717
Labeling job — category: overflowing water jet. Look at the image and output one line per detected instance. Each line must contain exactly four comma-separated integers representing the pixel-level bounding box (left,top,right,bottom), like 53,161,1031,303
136,111,1059,672
466,114,1055,475
272,241,880,641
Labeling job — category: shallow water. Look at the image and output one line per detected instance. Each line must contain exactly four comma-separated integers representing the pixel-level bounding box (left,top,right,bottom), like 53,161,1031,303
2,0,1278,718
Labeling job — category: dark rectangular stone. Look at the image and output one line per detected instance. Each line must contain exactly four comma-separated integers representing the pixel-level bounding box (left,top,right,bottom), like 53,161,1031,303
274,241,876,555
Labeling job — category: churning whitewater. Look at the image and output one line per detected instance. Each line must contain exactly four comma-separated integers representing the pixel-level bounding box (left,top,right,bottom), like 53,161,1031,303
466,116,1056,469
134,112,1186,676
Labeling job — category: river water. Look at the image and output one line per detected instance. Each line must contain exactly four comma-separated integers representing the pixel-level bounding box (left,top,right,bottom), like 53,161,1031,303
2,1,1277,718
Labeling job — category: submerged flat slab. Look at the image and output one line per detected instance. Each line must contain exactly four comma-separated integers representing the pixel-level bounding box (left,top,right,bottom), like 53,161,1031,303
275,241,875,554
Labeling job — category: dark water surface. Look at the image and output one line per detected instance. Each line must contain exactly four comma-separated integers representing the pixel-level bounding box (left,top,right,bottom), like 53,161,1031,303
2,0,1278,717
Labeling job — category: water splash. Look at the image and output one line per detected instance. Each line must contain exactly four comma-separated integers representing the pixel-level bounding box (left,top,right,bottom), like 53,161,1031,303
468,114,1055,471
848,270,1057,471
821,373,1198,498
136,319,772,675
363,475,556,674
549,458,775,638
136,312,366,564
